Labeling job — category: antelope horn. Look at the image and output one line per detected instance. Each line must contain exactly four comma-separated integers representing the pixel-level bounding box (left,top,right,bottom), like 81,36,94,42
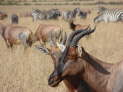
49,31,57,47
70,26,96,47
61,31,67,45
59,26,91,64
65,25,90,47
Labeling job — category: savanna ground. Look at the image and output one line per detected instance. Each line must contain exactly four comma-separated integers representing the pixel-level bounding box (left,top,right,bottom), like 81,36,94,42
0,3,123,92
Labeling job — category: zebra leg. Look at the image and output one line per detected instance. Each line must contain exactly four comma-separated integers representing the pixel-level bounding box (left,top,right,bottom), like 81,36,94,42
104,18,108,23
33,16,37,22
32,16,35,22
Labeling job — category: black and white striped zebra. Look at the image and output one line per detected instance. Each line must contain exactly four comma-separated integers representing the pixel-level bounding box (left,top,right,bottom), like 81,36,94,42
32,9,61,21
45,9,61,20
32,9,46,21
94,8,123,23
61,8,80,21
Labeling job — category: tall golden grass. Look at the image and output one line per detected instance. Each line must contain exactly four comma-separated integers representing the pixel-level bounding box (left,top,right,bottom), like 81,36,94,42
0,5,123,92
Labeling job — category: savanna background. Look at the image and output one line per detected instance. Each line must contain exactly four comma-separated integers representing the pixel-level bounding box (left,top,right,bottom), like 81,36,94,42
0,0,123,92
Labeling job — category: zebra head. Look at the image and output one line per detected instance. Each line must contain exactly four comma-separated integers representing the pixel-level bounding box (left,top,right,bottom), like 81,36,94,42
93,15,103,23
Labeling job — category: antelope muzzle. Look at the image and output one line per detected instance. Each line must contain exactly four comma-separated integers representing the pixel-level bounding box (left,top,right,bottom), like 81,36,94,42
48,71,63,87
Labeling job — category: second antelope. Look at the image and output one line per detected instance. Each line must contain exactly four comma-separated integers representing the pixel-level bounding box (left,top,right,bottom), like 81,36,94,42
31,24,66,46
3,25,33,48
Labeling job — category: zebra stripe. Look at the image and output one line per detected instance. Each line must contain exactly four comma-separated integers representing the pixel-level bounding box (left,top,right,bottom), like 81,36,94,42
32,9,46,21
94,8,123,23
32,9,41,21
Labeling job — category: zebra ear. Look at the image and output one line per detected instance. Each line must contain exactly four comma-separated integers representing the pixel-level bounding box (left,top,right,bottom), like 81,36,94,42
56,42,66,52
35,45,50,55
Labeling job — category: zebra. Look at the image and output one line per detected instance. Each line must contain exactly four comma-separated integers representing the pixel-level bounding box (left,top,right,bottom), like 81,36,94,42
61,8,79,22
45,9,61,20
32,9,46,21
94,8,123,23
73,8,87,19
32,9,61,21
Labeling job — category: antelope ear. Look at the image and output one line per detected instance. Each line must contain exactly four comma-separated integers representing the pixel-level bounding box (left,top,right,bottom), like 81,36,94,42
56,42,66,52
35,45,50,55
77,45,83,57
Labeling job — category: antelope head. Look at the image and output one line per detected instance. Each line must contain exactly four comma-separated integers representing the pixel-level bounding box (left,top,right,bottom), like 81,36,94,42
35,31,67,68
47,26,96,87
35,26,95,87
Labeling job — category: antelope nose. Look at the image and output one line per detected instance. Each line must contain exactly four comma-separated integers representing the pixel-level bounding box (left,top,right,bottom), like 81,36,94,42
48,71,57,85
48,71,61,87
48,76,54,86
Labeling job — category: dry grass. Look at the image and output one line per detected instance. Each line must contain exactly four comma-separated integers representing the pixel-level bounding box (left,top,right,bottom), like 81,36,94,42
0,5,123,92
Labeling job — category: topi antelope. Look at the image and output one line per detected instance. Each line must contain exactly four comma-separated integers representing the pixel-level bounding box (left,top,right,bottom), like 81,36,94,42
3,25,33,48
40,25,123,92
36,26,97,92
31,24,65,46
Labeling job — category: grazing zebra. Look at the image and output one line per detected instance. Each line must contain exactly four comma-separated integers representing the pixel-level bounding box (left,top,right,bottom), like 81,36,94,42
45,9,61,20
32,9,46,21
73,8,87,19
94,8,123,23
61,8,79,21
32,9,61,21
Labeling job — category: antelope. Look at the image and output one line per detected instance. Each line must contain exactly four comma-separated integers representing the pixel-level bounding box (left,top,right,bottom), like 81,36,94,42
32,24,65,46
35,26,96,92
37,26,123,92
40,26,123,92
69,20,90,31
3,25,33,48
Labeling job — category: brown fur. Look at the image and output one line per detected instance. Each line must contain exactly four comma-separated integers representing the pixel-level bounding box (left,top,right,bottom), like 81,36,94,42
48,28,123,92
69,21,90,31
49,40,123,92
0,13,7,20
0,23,6,36
37,46,96,92
3,25,33,48
33,24,63,45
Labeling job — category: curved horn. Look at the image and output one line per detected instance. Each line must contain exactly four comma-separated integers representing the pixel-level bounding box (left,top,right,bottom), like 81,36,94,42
65,25,90,47
49,31,57,47
59,26,91,64
61,31,67,45
70,26,96,47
